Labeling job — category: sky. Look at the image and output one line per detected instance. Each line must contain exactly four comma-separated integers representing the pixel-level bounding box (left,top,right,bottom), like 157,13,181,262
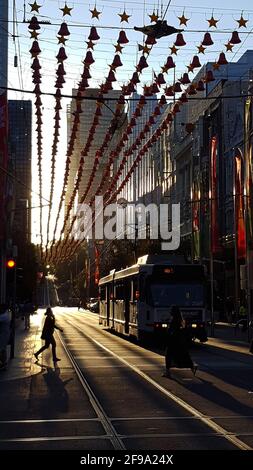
6,0,253,247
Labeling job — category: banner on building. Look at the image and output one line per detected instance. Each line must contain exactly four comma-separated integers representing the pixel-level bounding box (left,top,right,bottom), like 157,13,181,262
210,136,221,254
0,91,8,240
192,169,200,260
244,98,253,247
234,151,246,259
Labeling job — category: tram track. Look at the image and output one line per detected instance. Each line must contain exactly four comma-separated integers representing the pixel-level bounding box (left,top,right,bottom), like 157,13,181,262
62,313,252,451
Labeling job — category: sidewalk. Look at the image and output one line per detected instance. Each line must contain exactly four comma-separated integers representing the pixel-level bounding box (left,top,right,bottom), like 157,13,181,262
0,312,43,381
206,322,252,355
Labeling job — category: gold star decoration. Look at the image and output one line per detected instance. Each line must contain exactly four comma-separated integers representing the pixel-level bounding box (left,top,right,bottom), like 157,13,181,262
213,62,220,70
60,3,73,16
58,36,68,45
114,43,123,53
118,10,131,23
225,42,234,52
86,40,95,50
170,45,178,55
236,14,248,28
90,6,101,19
207,15,219,28
149,11,159,23
162,65,169,74
29,1,41,13
197,44,206,54
187,64,194,73
178,13,189,26
30,30,39,39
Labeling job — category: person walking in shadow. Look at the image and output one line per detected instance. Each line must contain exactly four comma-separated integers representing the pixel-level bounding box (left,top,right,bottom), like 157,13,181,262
164,305,197,378
34,307,63,363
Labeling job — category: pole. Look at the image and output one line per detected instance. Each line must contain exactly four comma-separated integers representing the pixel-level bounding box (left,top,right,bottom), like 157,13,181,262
10,263,16,359
209,128,215,337
233,155,239,323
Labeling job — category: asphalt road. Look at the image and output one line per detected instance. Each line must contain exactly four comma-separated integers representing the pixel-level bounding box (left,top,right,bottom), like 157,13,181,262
0,307,253,450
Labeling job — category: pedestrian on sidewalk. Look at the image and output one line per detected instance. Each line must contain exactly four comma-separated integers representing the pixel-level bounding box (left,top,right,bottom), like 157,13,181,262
0,304,11,370
34,307,63,363
164,305,197,378
23,300,34,330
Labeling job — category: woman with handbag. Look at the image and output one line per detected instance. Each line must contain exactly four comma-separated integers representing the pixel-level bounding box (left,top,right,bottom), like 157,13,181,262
34,307,63,362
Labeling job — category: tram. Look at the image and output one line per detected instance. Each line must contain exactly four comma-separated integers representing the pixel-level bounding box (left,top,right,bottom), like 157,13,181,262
99,254,208,342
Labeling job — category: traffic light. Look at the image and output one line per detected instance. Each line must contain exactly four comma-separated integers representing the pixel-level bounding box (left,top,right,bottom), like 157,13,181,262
6,259,16,269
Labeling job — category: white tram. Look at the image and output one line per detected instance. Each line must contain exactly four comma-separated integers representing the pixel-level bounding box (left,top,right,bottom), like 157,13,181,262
99,255,207,342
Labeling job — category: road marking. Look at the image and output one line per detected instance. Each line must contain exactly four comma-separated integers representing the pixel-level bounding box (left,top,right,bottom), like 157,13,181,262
66,318,252,451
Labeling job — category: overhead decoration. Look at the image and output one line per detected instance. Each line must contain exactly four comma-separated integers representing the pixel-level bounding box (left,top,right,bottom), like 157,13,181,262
236,13,248,28
118,10,131,23
225,42,234,52
134,21,183,39
207,15,219,28
29,1,41,13
60,3,73,16
90,5,102,19
149,11,159,23
177,12,189,26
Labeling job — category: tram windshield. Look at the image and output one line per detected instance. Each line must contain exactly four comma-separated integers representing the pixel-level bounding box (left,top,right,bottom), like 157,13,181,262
149,283,204,307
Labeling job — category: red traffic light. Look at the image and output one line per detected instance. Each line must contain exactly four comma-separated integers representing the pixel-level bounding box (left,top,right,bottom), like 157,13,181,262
7,259,16,269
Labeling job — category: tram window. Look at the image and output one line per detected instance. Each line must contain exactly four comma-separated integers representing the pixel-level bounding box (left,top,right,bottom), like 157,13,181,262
100,287,106,301
115,282,124,300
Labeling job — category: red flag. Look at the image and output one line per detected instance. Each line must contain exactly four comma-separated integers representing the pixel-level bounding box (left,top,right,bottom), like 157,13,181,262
94,244,100,285
234,152,246,259
210,136,221,253
0,92,8,240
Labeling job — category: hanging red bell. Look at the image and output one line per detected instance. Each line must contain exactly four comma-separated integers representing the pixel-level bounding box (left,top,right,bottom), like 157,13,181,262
130,117,136,126
128,82,136,93
180,73,191,85
111,54,123,68
117,30,129,44
179,93,188,103
56,63,66,76
32,70,41,80
28,16,40,31
84,51,95,65
171,104,180,115
174,82,182,93
54,102,62,111
31,57,41,70
132,71,140,83
108,70,116,82
151,83,160,94
165,86,174,96
187,84,197,95
205,70,215,82
58,22,70,37
229,31,241,44
88,26,100,41
56,47,67,62
145,36,156,45
29,41,41,57
82,68,91,79
138,55,148,70
202,32,213,46
139,96,146,106
33,84,41,94
217,52,228,65
35,96,42,106
149,116,155,125
80,78,89,89
144,124,150,133
191,55,201,68
135,108,141,118
196,80,205,91
144,85,152,96
159,95,167,106
154,106,161,116
165,56,175,69
166,113,173,123
174,32,186,47
156,73,166,85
